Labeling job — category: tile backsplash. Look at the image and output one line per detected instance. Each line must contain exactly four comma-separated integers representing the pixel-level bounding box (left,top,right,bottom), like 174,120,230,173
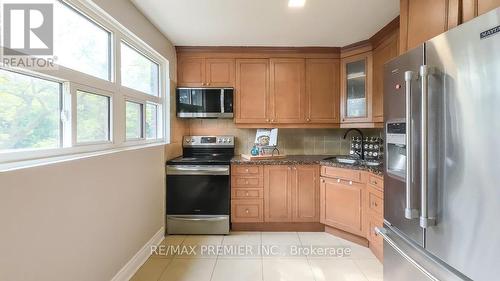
188,119,382,156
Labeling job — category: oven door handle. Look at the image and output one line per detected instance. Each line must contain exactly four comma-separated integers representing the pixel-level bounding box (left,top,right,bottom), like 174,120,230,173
168,216,228,222
166,165,230,175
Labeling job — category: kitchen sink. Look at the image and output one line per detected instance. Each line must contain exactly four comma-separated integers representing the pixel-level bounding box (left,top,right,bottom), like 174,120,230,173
323,156,361,165
365,160,382,167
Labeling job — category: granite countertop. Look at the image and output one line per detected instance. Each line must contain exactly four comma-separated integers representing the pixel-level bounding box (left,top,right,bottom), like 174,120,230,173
231,155,384,176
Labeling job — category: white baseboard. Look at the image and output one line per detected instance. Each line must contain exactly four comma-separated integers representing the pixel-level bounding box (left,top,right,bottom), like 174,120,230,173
111,227,165,281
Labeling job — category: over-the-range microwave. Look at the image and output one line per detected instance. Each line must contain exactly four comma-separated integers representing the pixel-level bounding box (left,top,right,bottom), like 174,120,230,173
176,88,234,118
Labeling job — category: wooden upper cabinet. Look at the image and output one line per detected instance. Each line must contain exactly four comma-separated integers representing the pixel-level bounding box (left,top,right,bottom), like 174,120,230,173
177,57,234,87
269,58,306,124
178,58,205,87
292,165,320,222
340,52,373,124
320,177,364,236
205,58,235,87
463,0,500,22
305,59,340,123
372,31,399,123
235,59,269,123
264,165,293,222
400,0,460,53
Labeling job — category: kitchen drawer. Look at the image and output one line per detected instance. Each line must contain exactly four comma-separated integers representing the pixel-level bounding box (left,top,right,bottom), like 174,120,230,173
232,176,263,188
368,174,383,191
232,165,263,176
231,188,263,199
231,199,263,223
367,186,383,216
321,166,363,183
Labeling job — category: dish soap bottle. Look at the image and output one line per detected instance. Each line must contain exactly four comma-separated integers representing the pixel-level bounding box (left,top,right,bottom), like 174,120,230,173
250,145,259,156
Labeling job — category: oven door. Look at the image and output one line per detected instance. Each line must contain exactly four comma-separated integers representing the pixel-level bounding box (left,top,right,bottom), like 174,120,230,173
176,88,233,118
166,165,230,234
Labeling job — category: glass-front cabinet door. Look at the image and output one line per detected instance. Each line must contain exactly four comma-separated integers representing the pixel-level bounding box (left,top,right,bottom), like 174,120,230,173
341,52,372,123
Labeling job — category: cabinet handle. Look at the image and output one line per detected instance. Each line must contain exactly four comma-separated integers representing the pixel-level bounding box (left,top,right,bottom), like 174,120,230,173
245,168,249,172
372,180,377,185
245,209,249,214
271,119,275,123
349,181,353,185
337,178,341,183
306,118,311,122
245,192,249,196
245,180,249,184
288,166,291,170
321,179,325,183
293,167,297,170
266,119,270,123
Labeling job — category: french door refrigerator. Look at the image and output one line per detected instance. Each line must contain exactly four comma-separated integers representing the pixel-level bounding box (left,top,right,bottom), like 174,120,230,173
380,8,500,281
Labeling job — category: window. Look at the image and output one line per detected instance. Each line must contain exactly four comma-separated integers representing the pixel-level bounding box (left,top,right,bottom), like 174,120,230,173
0,69,61,151
1,0,168,164
145,103,158,139
76,91,110,143
121,42,159,96
125,101,143,140
54,2,111,80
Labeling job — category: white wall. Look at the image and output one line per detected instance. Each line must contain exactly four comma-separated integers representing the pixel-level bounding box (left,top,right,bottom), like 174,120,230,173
0,146,165,281
0,1,176,280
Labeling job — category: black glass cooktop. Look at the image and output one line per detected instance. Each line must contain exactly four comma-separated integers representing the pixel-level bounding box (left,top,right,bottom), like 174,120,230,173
166,155,233,165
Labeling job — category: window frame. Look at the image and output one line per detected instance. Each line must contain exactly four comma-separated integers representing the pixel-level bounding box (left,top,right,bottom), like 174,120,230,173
73,85,113,146
0,67,66,152
145,102,160,140
0,0,170,165
54,0,114,82
120,40,161,97
124,98,145,142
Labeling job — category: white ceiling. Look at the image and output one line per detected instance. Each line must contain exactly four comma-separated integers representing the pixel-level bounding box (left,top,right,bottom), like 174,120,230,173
131,0,399,47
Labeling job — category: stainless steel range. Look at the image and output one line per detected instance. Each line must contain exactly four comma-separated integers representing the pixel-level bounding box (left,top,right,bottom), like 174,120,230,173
166,135,234,235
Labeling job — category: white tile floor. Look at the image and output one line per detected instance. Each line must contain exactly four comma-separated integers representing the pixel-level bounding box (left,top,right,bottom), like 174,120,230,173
131,232,382,281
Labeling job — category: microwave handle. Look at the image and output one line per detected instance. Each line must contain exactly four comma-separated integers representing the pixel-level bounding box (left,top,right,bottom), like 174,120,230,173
220,89,225,113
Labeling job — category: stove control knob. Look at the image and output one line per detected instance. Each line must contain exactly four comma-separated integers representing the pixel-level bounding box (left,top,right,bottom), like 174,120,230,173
218,139,222,143
185,138,191,143
223,139,228,143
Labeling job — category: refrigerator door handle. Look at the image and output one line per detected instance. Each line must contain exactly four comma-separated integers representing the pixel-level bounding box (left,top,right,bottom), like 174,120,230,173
419,65,435,228
376,227,439,281
404,71,419,219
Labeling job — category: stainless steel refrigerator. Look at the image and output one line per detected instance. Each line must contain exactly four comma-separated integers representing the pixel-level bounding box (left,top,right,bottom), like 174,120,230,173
380,8,500,281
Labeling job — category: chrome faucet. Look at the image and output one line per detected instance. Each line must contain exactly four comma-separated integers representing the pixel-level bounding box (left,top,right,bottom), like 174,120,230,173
343,128,365,160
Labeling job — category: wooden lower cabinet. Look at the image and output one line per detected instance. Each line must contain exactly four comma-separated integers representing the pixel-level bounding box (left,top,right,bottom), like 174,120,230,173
264,165,293,222
231,165,264,223
292,165,320,222
320,177,364,236
231,199,264,223
366,177,384,262
320,166,384,262
232,164,384,261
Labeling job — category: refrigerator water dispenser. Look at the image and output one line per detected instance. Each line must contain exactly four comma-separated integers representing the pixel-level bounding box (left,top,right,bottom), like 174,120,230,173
386,121,406,178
